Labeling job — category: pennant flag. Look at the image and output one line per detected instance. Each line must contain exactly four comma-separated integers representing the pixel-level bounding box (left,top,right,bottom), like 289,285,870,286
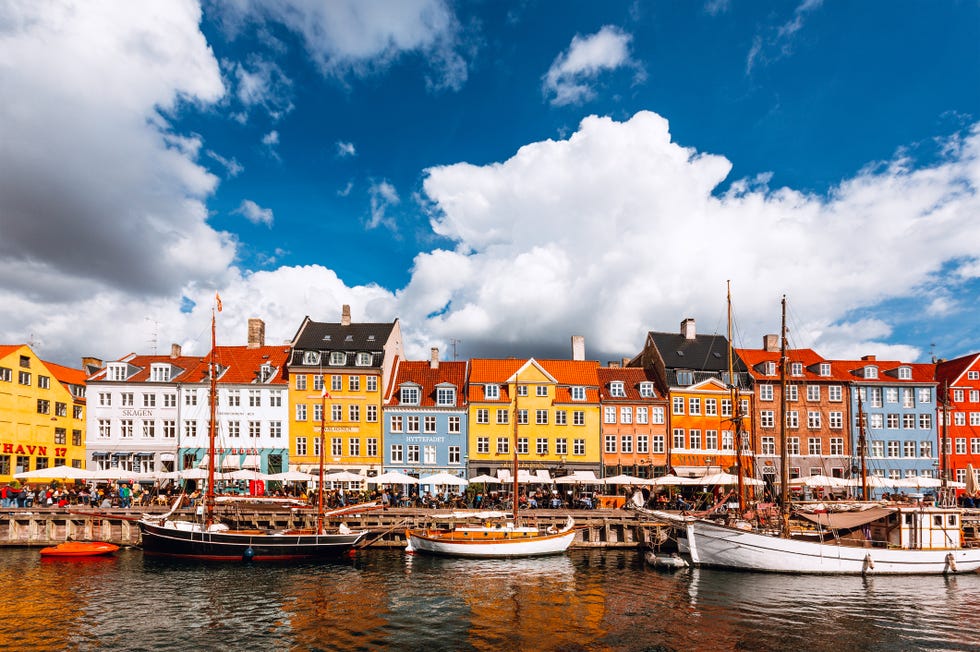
215,292,223,312
321,389,331,399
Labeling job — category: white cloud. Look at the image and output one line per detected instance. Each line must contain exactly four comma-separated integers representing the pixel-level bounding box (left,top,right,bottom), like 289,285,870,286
213,0,468,91
225,55,294,121
747,0,824,73
206,149,244,177
262,130,279,146
0,0,232,304
337,141,357,157
543,25,640,106
234,199,274,227
367,180,401,230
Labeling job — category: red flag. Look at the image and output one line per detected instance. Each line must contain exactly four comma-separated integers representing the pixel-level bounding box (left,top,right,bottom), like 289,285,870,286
321,388,331,398
215,292,223,312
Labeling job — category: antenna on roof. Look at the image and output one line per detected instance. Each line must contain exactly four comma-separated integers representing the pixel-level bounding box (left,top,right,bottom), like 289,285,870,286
930,342,936,364
145,318,159,355
450,338,461,361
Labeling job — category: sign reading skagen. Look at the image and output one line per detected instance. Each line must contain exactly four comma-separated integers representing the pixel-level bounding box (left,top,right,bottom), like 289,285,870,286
405,436,445,443
121,409,154,417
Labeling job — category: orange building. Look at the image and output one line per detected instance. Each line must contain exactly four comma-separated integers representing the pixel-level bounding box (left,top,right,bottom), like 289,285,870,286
597,366,668,478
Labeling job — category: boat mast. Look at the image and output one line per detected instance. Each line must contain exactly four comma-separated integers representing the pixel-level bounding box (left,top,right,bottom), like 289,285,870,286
317,389,327,535
728,281,745,513
940,380,950,506
779,295,790,538
857,392,868,501
513,376,520,523
204,305,218,529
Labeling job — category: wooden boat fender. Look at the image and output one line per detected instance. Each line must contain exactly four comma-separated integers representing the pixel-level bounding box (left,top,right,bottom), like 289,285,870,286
945,553,957,574
862,553,874,575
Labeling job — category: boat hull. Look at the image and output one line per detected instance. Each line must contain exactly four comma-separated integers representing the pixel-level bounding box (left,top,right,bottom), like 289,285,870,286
406,520,575,558
40,541,119,557
138,520,368,561
683,519,980,575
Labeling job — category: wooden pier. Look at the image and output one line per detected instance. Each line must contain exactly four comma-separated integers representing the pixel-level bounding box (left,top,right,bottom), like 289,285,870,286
0,506,672,550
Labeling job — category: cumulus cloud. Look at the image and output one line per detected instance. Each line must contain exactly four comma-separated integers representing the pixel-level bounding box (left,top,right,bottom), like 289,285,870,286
0,0,232,304
213,0,468,91
543,25,641,106
234,199,274,227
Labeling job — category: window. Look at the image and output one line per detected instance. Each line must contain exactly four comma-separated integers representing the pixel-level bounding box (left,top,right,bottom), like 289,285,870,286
106,363,126,381
400,386,420,405
918,388,932,404
517,438,528,454
496,438,509,454
407,416,420,432
897,366,912,380
885,388,898,404
484,384,499,400
864,366,878,379
636,407,648,424
673,429,685,449
536,409,549,425
610,382,625,397
604,406,616,424
248,390,260,407
141,420,155,438
516,384,528,397
477,437,489,454
808,438,821,455
366,439,377,458
605,435,617,453
496,408,509,424
571,386,586,401
270,421,282,438
638,434,650,454
886,413,899,429
356,352,372,366
705,430,718,450
721,399,732,417
36,399,50,415
806,385,820,401
830,438,844,455
303,351,320,365
903,413,916,429
476,409,489,424
673,397,685,414
787,437,800,455
99,392,111,406
228,421,240,438
887,441,900,457
349,376,360,392
295,375,307,391
73,405,83,419
331,404,342,421
573,439,585,455
870,414,883,429
295,404,307,421
920,441,932,457
0,367,10,382
72,429,82,446
436,387,456,406
790,362,803,376
807,411,821,429
556,438,568,455
332,438,343,456
761,437,775,455
53,428,66,445
621,435,633,453
121,392,133,407
676,371,693,385
313,374,324,391
98,420,110,438
448,416,460,433
423,445,436,464
349,439,360,457
871,441,884,457
536,385,548,397
573,411,585,426
330,375,342,391
870,387,883,407
689,429,702,449
688,397,701,415
448,446,460,464
786,385,798,401
163,393,176,408
391,445,403,463
424,416,437,433
819,363,831,377
184,421,197,439
366,405,378,422
248,421,260,438
120,419,133,438
226,391,240,407
620,407,632,424
270,391,282,407
639,382,655,398
517,409,528,425
786,410,799,428
705,399,717,416
723,430,735,450
828,385,842,402
651,407,665,424
329,351,346,366
919,414,932,429
348,404,361,421
37,375,50,389
760,410,775,428
970,371,980,380
829,411,843,429
366,376,378,392
954,389,965,402
955,412,967,426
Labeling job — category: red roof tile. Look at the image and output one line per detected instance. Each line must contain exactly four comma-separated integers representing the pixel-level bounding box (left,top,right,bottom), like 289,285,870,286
387,360,468,406
597,367,662,401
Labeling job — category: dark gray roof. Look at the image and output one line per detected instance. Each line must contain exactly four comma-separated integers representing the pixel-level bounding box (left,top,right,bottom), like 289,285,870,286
648,331,747,374
293,320,395,351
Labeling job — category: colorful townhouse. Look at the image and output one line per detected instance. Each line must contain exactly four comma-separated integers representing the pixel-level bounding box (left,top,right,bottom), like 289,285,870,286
833,355,938,492
286,305,403,480
467,341,601,479
936,352,980,490
383,348,468,482
631,318,752,478
737,337,852,487
0,344,87,481
597,365,668,479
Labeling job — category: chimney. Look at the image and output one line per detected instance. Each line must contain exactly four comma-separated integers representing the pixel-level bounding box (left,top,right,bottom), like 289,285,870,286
681,318,696,340
170,343,181,359
430,347,440,369
763,334,779,352
81,357,102,375
571,335,585,361
341,304,351,326
607,361,621,368
247,318,265,349
622,357,630,367
861,354,876,361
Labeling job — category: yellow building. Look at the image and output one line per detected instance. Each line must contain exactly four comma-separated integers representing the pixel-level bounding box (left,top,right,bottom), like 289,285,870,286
466,358,601,478
286,306,403,479
0,345,87,482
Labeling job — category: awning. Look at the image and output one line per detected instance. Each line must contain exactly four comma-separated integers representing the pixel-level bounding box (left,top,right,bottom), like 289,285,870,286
671,465,723,478
91,452,109,459
241,454,261,470
795,506,894,530
134,452,155,457
111,452,130,458
159,453,175,462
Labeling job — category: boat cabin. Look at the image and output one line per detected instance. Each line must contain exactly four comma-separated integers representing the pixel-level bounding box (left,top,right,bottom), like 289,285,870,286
872,508,962,550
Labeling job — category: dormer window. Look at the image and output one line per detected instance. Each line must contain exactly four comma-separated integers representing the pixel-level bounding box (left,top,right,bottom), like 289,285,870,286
436,386,456,406
897,366,912,380
639,382,654,398
765,361,777,376
484,384,500,400
676,371,693,386
610,381,626,397
355,352,372,367
819,363,831,377
400,386,420,405
107,363,127,381
790,362,803,376
150,363,171,382
571,386,586,401
329,351,346,366
302,351,320,365
259,364,274,382
864,366,878,379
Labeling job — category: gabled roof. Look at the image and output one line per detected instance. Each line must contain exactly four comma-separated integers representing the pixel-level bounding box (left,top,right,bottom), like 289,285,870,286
0,344,26,361
44,360,88,387
646,331,745,373
88,354,205,383
936,352,980,390
830,358,936,384
467,358,601,403
735,347,851,382
597,367,662,401
386,360,468,407
212,345,289,385
291,317,395,351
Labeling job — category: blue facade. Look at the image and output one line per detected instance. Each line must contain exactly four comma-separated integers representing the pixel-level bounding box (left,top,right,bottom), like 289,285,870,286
383,407,468,484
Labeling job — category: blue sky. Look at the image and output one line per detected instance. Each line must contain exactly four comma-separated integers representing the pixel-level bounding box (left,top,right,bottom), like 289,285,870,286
1,1,979,368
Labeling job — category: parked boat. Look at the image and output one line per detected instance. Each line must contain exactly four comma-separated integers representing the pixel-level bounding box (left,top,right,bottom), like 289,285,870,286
138,297,369,561
40,541,119,557
406,370,576,558
645,295,980,574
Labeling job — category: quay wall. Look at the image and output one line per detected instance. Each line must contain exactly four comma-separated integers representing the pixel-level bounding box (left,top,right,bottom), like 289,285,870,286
0,507,672,550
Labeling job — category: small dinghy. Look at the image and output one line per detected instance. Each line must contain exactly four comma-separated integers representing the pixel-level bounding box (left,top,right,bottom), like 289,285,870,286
644,551,689,570
40,541,119,557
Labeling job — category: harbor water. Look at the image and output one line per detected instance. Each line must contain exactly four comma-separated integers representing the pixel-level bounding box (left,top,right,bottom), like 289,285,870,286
2,547,978,651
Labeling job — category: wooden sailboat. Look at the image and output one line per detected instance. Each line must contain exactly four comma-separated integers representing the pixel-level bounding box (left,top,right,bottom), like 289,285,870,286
138,297,370,561
405,374,575,557
671,294,980,574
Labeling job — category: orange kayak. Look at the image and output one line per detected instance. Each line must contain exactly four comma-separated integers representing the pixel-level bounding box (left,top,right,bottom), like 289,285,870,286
40,541,119,557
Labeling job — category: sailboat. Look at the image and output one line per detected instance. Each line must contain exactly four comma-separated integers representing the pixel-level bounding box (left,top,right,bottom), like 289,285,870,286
405,375,576,557
661,294,980,574
138,297,370,561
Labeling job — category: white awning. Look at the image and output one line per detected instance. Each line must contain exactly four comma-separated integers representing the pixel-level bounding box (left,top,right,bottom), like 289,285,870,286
241,455,261,470
671,465,723,478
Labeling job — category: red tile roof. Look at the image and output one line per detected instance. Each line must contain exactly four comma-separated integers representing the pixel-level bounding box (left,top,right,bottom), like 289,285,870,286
936,353,980,390
735,347,853,382
213,346,290,385
467,358,600,403
44,360,88,387
597,367,662,401
387,360,468,406
829,359,936,384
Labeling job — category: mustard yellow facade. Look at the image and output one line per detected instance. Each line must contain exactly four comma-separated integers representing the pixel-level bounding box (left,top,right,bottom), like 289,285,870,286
0,345,86,482
466,359,602,477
